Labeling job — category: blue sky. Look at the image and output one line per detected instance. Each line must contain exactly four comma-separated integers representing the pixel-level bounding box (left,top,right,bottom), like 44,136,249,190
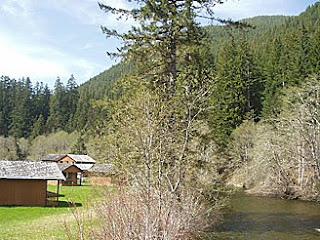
0,0,318,88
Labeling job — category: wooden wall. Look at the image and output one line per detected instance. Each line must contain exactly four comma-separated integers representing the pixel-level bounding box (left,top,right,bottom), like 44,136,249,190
60,156,75,163
62,165,80,185
0,179,47,206
64,165,81,173
90,176,113,186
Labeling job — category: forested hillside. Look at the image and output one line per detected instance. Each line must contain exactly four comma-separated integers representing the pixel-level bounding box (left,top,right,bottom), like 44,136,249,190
0,63,128,138
0,3,319,199
206,3,319,145
0,2,319,238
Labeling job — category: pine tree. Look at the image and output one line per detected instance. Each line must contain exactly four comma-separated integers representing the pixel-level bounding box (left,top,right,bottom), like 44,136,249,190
65,75,79,132
9,78,33,138
31,114,45,139
71,133,87,155
210,33,258,146
297,25,312,78
46,77,65,132
72,88,91,131
311,26,320,73
98,3,227,232
99,0,222,95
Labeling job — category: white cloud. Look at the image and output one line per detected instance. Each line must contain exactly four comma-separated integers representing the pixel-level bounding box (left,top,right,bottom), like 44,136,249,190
82,42,94,50
0,0,112,86
212,0,303,20
73,59,106,82
0,36,105,86
0,37,68,80
46,0,136,29
0,0,32,18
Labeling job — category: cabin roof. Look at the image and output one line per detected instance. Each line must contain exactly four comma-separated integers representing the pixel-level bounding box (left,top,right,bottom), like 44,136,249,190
0,160,66,180
57,163,82,172
75,164,94,171
67,154,96,164
42,154,67,162
88,164,113,173
42,154,96,164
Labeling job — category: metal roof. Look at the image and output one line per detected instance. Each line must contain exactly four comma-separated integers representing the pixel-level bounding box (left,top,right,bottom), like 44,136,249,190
0,160,66,180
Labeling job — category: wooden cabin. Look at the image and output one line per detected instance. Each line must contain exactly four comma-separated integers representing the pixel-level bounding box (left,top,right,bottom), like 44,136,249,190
0,160,65,206
41,154,116,186
42,154,96,186
58,163,82,186
42,154,96,165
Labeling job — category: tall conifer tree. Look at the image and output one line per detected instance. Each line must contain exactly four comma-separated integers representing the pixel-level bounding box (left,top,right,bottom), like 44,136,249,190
210,33,258,146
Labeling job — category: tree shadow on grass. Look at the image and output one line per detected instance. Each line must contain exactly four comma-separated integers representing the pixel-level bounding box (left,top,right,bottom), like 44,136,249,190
0,201,82,208
57,201,82,208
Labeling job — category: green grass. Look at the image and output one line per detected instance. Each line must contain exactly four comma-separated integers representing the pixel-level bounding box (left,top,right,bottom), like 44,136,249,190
0,183,100,240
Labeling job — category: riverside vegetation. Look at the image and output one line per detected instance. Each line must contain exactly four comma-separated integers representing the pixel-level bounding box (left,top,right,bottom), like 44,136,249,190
0,1,319,239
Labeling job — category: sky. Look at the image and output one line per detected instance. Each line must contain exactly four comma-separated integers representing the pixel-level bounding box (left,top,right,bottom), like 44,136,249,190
0,0,318,88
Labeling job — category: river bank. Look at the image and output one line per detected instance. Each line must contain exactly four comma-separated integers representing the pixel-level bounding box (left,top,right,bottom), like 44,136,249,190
206,191,320,240
225,167,319,202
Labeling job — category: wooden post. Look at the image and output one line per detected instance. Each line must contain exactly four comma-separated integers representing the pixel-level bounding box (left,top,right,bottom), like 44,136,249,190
56,180,60,203
45,180,48,206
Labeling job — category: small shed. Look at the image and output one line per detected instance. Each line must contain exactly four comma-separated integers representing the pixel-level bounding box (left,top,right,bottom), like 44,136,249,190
88,164,113,175
0,160,65,206
58,163,82,186
75,163,94,177
88,164,115,186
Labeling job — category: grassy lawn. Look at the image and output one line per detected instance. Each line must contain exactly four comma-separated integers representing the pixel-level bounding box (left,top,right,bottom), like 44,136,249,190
0,183,100,240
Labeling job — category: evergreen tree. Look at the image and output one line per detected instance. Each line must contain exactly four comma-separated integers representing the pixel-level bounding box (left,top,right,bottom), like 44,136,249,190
210,33,258,146
99,0,225,213
42,84,51,122
32,82,51,124
46,77,65,132
0,76,16,136
65,75,79,132
72,88,91,131
9,78,33,138
99,0,217,94
261,37,283,117
71,133,87,155
311,26,320,73
297,25,312,78
31,114,45,139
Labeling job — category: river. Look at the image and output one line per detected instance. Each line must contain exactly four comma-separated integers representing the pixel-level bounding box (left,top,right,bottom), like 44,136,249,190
206,192,320,240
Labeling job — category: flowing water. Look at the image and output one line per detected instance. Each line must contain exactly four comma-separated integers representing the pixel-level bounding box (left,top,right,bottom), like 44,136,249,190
206,192,320,240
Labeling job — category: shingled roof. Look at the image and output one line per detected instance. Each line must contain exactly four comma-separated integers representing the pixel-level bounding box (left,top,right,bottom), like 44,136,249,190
42,154,96,164
67,154,96,164
0,160,66,180
57,163,82,172
88,164,114,174
42,154,67,162
75,164,94,171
